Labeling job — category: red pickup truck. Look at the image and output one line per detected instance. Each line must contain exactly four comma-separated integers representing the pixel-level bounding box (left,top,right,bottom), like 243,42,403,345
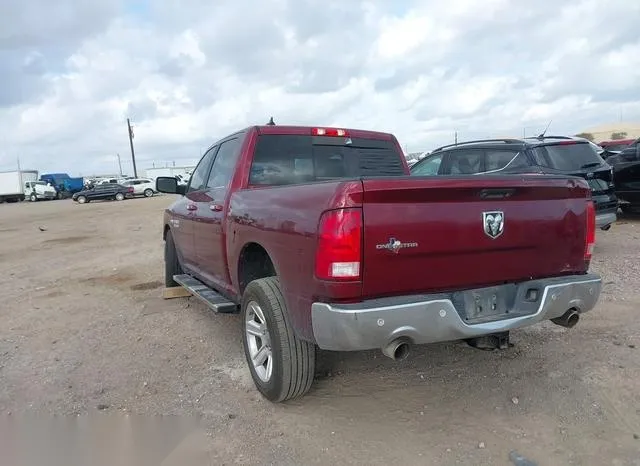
156,124,602,402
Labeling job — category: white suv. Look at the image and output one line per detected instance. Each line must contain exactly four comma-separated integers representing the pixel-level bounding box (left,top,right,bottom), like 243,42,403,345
121,178,156,197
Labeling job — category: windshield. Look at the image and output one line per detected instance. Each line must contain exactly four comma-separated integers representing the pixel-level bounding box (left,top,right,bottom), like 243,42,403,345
533,142,605,171
33,181,47,186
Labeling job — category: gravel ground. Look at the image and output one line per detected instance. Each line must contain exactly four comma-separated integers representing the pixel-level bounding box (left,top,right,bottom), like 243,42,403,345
0,196,639,465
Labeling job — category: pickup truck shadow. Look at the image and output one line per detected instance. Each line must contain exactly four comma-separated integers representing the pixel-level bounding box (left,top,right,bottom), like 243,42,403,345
306,325,568,402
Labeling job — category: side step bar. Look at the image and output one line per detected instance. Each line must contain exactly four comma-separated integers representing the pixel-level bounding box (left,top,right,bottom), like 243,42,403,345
172,274,238,313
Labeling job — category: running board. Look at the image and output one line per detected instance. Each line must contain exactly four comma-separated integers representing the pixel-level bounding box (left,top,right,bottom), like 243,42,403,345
172,274,238,313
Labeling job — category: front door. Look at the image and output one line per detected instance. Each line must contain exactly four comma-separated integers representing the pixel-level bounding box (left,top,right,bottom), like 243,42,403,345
193,137,243,290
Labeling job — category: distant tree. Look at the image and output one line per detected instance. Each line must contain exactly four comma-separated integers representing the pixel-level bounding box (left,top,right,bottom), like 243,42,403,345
611,132,628,140
574,132,594,141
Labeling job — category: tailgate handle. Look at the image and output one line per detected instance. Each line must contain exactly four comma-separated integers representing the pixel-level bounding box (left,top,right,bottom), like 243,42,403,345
479,188,515,199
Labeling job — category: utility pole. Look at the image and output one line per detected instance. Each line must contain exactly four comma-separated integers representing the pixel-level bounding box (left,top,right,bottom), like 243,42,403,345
17,156,22,195
127,118,138,178
116,153,123,176
454,131,458,145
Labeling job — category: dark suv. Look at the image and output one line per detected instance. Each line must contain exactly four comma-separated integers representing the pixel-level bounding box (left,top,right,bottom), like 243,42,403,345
410,136,618,230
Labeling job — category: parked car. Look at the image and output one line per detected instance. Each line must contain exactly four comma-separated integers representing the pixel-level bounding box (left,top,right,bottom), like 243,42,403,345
604,139,640,212
410,136,618,231
121,178,157,197
599,139,636,157
72,183,133,204
155,124,601,403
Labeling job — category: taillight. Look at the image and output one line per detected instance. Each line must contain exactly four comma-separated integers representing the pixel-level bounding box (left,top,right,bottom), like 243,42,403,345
311,128,349,137
585,200,595,262
315,208,362,280
128,187,134,193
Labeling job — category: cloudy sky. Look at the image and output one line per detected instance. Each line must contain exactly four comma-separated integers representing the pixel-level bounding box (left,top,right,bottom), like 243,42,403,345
1,0,639,176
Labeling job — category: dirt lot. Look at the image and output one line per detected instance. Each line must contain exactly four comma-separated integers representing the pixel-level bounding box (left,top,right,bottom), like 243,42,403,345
0,196,639,465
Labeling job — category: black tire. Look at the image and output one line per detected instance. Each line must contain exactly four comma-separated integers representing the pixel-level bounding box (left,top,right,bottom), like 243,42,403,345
30,193,37,202
77,196,87,204
144,189,154,198
241,277,316,402
164,230,183,287
115,192,125,201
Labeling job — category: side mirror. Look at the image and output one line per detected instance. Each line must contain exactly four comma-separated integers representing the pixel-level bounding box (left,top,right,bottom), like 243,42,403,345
156,176,186,195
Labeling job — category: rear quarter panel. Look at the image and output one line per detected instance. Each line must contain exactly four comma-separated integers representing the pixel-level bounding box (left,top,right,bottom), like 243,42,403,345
227,181,363,341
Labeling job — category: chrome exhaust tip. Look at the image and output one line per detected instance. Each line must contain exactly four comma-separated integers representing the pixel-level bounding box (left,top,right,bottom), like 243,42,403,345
382,339,411,361
551,309,580,328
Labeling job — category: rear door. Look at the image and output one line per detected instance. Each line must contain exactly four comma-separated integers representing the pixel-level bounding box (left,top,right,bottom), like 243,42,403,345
360,176,590,297
441,149,484,174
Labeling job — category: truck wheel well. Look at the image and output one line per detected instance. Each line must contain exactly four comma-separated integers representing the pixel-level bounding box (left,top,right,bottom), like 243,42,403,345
238,243,276,294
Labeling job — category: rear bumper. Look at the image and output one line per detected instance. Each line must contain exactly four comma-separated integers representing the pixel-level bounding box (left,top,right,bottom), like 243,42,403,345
595,210,617,228
311,274,602,351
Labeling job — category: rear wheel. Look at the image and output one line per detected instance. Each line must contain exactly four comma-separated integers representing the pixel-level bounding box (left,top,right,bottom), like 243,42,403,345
164,230,183,287
115,192,125,201
241,277,316,402
143,188,154,197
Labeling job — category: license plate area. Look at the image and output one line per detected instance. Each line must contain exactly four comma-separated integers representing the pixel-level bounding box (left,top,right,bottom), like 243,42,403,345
464,287,509,322
450,282,540,324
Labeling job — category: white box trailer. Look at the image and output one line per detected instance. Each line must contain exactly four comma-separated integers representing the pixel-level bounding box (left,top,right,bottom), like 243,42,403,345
0,170,38,203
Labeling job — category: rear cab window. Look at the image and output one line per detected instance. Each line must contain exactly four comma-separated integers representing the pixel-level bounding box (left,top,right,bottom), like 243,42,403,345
249,134,406,186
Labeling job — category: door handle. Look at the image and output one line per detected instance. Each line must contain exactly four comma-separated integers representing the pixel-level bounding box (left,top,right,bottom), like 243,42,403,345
209,203,223,212
187,203,197,211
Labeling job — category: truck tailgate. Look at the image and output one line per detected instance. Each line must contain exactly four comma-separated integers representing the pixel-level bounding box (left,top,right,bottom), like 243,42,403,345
361,176,590,298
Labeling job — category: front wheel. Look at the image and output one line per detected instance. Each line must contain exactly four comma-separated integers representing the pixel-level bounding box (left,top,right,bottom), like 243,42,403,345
115,192,125,201
77,196,87,204
30,193,37,202
143,189,154,198
241,277,316,402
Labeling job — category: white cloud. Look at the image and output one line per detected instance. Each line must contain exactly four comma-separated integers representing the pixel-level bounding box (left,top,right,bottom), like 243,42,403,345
0,0,639,175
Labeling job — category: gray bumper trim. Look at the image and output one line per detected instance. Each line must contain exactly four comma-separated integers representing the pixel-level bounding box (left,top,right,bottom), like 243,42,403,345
595,211,617,228
311,274,602,351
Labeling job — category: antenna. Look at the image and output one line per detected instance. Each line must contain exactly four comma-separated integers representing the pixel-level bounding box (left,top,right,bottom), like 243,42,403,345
266,116,275,126
537,120,553,139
